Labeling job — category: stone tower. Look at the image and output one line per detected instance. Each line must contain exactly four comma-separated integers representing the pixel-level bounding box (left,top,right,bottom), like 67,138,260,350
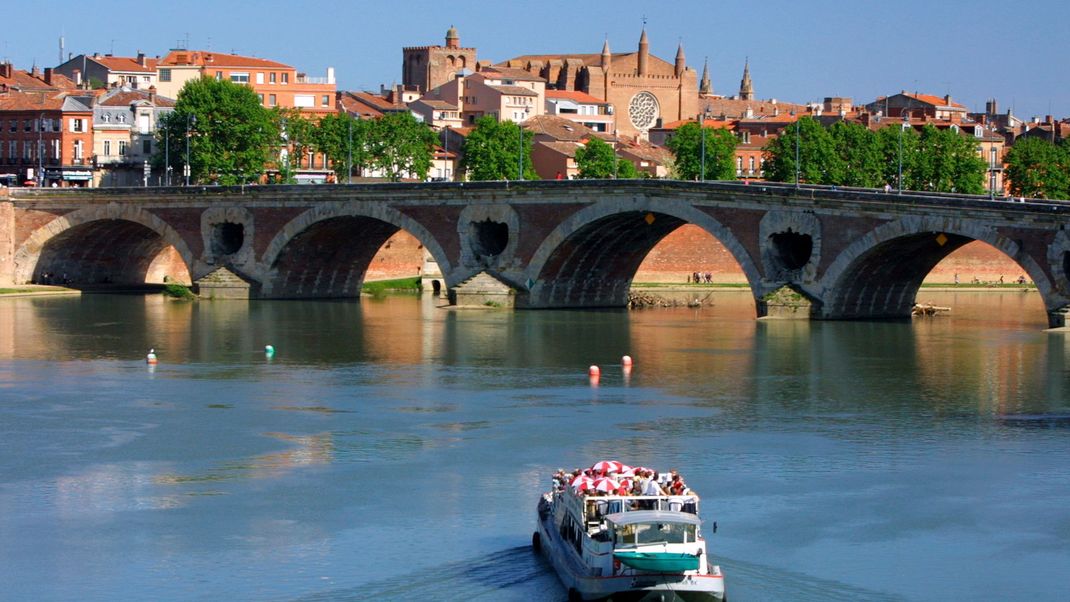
674,42,686,78
638,28,649,76
739,59,754,101
402,25,478,93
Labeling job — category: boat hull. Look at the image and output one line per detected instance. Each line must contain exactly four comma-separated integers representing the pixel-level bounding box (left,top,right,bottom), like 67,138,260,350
536,509,725,601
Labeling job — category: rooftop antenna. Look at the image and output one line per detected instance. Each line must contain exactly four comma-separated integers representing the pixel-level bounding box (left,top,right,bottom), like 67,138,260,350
59,33,65,64
109,39,115,55
206,36,212,51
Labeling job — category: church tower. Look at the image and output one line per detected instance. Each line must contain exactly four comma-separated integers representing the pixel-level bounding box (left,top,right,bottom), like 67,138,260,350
699,57,712,96
600,37,612,102
674,41,686,78
637,28,649,76
402,25,478,93
739,59,754,100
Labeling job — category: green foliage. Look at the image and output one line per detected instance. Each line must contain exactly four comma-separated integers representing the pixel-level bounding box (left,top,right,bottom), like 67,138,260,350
829,121,883,187
155,77,276,185
762,117,841,184
666,122,737,180
162,283,195,299
367,112,437,181
1005,136,1070,199
575,137,618,178
315,113,373,181
461,116,537,180
764,118,987,193
361,277,422,294
272,107,318,183
616,157,641,179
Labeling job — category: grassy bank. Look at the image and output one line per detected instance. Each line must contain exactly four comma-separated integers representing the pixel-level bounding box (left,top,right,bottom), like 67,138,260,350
362,277,422,295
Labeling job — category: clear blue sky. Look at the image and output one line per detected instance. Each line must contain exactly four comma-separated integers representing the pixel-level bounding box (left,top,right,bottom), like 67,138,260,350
3,0,1067,119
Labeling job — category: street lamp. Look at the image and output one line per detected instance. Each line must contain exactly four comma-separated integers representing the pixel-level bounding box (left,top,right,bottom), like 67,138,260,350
163,125,170,186
793,114,801,189
898,116,909,195
698,109,713,181
347,116,353,185
989,145,998,200
517,106,530,181
184,114,196,186
443,124,450,182
37,113,44,188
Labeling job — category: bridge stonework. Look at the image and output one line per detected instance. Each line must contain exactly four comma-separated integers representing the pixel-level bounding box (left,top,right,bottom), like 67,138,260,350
2,181,1069,326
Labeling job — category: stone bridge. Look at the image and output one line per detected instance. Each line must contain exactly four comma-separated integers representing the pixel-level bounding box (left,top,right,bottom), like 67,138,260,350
3,180,1070,326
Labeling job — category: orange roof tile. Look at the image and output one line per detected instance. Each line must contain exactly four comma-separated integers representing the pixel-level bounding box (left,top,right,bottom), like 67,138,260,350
546,90,609,104
92,55,158,73
158,50,291,70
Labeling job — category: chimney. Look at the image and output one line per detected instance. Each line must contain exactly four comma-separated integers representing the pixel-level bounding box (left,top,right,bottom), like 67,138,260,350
137,51,147,67
148,85,157,103
1047,115,1055,124
0,62,12,79
31,66,42,78
944,94,952,105
985,99,998,115
72,69,82,86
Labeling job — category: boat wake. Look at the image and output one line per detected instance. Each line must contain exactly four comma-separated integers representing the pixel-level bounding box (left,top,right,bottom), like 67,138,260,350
288,545,564,601
719,555,903,601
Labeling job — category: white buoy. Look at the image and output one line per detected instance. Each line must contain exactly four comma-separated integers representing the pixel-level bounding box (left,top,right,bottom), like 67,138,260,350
588,365,600,377
146,348,158,365
622,355,633,367
265,344,275,356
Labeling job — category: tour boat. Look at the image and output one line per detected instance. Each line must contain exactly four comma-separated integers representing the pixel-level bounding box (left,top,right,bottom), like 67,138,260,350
534,463,726,601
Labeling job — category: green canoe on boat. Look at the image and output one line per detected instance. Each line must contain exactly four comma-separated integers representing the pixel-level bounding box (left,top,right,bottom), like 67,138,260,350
613,551,700,573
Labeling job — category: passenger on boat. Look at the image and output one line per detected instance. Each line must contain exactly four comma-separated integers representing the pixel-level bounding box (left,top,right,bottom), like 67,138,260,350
642,471,667,496
669,474,688,496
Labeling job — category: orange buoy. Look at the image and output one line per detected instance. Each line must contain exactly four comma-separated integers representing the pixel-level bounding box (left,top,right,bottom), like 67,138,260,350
622,355,633,367
588,365,600,377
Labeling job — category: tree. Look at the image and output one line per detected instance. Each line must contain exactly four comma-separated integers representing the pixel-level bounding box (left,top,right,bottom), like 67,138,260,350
315,113,373,181
912,125,985,194
828,121,882,187
365,112,437,182
461,116,537,180
666,122,737,180
273,107,317,183
575,137,618,178
154,77,276,185
616,157,641,179
762,117,842,185
875,125,919,189
1005,136,1070,199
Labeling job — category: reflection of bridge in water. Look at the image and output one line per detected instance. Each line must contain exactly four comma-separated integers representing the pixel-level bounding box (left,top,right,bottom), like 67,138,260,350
4,180,1070,326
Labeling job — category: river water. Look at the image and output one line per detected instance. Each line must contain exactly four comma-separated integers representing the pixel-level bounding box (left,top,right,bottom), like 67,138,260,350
0,291,1068,601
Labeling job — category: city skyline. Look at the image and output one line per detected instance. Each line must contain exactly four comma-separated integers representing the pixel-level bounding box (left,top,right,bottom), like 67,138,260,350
2,0,1068,119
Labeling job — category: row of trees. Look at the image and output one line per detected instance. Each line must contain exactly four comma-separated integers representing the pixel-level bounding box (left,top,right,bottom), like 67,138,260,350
154,78,437,184
1004,137,1070,199
763,117,988,194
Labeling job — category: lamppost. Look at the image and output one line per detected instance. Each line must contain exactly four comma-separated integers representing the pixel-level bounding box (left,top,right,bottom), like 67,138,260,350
36,113,45,187
184,114,196,186
347,116,353,185
443,124,450,182
898,116,909,195
699,109,713,181
989,145,998,200
517,106,530,181
794,114,801,189
163,125,170,186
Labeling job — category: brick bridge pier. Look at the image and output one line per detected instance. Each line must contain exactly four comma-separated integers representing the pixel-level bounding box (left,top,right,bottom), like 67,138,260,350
3,180,1070,327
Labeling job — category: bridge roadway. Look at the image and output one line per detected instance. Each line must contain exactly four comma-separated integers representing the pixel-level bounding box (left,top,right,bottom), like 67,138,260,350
3,180,1070,326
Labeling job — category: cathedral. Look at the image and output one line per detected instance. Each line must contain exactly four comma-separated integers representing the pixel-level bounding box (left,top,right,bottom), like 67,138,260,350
497,28,698,139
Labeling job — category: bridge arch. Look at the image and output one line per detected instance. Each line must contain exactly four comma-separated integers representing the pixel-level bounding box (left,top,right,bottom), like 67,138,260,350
13,204,196,286
817,216,1057,320
259,202,452,299
521,198,762,308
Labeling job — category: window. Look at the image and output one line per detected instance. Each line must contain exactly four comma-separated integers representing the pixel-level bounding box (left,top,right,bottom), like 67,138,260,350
230,72,250,84
101,113,110,124
269,72,277,84
119,140,128,156
24,120,31,132
737,156,743,174
741,131,751,144
8,142,15,158
256,72,264,84
138,114,150,134
258,93,265,104
321,95,330,107
116,114,126,124
74,140,83,160
269,94,277,107
8,120,14,132
70,119,85,133
748,157,755,173
281,73,289,84
103,140,111,156
294,95,314,108
23,142,31,160
215,71,223,80
143,139,152,154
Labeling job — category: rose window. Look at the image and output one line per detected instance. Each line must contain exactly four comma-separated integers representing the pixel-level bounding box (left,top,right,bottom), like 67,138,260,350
628,91,660,131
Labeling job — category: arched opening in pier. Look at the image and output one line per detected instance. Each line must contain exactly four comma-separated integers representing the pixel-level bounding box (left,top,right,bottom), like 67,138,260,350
825,233,1045,324
268,216,426,298
529,212,756,309
31,219,191,287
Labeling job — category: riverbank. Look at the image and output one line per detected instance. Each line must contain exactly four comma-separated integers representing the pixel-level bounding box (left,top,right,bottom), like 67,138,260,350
0,285,81,298
631,282,1038,292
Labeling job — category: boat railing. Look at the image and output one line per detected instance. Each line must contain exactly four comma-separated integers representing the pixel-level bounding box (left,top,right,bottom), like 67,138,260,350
556,490,700,527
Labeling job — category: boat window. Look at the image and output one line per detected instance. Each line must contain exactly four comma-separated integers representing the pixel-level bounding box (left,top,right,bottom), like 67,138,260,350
615,522,696,547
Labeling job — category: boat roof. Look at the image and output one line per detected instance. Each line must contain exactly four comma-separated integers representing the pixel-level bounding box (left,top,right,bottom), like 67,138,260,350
605,510,701,526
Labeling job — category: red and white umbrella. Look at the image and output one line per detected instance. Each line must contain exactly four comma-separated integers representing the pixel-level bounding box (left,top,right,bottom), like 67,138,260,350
570,475,594,491
591,460,630,474
591,477,620,493
619,466,650,478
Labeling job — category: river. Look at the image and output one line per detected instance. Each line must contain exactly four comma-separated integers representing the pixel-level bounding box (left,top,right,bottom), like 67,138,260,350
0,290,1067,601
